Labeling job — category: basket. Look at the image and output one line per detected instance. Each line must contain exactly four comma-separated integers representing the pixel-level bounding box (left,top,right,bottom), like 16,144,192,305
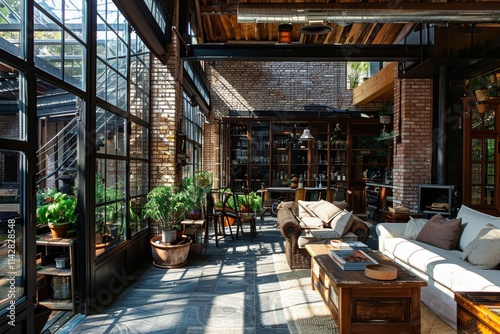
51,276,71,299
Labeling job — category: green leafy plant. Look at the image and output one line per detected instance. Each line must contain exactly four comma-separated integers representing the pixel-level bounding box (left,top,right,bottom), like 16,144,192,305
226,191,262,213
182,171,213,210
143,185,194,231
37,189,77,226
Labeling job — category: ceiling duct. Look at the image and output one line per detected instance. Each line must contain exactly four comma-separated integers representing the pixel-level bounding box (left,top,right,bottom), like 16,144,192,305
237,3,500,24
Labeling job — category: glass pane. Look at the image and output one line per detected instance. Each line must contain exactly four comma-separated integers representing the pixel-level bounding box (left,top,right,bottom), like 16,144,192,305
0,0,22,58
65,0,85,39
484,186,494,206
130,196,147,235
471,163,482,184
471,186,481,205
130,123,148,159
0,151,24,310
0,63,25,140
95,157,126,255
36,79,79,190
471,139,482,161
486,139,495,162
486,163,495,185
64,31,85,90
34,10,63,79
96,110,125,156
130,160,148,197
484,109,495,130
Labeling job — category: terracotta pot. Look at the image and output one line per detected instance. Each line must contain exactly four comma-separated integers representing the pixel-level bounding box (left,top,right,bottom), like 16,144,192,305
48,223,70,238
150,236,192,268
476,102,489,114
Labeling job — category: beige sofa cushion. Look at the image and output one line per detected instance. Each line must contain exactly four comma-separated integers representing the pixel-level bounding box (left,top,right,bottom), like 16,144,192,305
298,200,343,225
403,216,429,239
456,205,500,251
298,216,324,229
330,210,353,236
461,223,500,269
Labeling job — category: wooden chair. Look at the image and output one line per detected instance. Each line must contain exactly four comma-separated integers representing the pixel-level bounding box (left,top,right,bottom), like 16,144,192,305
257,189,273,230
232,192,257,242
294,188,307,205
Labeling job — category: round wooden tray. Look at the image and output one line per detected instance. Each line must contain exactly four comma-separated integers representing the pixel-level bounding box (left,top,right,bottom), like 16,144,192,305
365,264,397,280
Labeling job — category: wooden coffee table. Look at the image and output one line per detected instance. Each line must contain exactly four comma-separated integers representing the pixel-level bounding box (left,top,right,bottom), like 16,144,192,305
305,244,427,334
455,291,500,333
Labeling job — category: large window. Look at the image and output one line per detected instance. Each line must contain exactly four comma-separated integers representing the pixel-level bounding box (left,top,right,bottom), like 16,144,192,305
182,92,203,178
34,0,87,90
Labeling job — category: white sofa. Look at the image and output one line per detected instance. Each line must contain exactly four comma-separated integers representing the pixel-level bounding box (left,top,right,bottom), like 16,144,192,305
377,205,500,328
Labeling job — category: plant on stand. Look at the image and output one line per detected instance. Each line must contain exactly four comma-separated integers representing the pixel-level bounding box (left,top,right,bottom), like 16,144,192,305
37,188,77,238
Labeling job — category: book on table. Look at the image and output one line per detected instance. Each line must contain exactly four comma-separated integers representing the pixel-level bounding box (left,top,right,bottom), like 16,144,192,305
328,249,378,270
330,240,369,250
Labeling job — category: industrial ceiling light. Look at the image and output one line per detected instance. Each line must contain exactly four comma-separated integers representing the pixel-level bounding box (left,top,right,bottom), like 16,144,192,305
299,128,314,140
278,23,293,43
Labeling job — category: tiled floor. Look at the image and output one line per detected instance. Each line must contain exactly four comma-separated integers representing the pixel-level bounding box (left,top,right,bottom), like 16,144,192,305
54,216,454,334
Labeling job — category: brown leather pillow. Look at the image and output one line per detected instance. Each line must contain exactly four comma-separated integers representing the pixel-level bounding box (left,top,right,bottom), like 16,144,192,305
416,214,462,250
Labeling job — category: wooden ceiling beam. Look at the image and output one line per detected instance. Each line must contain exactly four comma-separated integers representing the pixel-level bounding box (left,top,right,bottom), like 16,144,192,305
352,62,396,106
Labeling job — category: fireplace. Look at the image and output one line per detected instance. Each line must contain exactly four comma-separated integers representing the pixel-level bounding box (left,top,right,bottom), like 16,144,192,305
418,184,457,217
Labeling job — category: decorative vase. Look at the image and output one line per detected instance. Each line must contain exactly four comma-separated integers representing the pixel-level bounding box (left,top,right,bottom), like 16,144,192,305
48,223,70,238
150,236,192,268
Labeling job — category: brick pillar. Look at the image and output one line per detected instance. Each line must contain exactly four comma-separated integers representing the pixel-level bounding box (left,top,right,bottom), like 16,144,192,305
393,75,433,211
150,0,183,187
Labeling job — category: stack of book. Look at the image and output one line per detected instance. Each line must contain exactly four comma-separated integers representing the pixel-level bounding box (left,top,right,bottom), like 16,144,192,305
329,249,378,270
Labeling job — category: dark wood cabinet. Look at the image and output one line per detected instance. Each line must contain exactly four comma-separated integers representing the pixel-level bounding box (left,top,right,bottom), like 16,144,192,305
225,118,392,214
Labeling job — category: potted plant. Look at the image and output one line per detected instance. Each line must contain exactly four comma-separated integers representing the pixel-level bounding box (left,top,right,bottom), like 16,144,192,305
466,75,499,113
144,183,194,268
37,188,77,238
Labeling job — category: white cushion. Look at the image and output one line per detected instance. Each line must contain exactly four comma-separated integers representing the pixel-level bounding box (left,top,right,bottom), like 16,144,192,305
298,216,324,229
297,200,314,218
330,210,353,236
403,216,429,239
461,223,500,269
384,237,500,292
298,200,342,224
456,205,500,250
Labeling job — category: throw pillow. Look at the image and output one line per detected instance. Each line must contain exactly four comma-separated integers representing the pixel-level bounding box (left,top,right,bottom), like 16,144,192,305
416,214,462,250
297,200,314,218
456,204,500,251
329,210,354,236
461,223,500,269
403,216,429,239
302,200,343,224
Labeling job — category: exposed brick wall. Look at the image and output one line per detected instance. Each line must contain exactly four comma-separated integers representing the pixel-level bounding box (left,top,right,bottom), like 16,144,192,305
149,1,183,188
209,61,354,114
393,75,433,211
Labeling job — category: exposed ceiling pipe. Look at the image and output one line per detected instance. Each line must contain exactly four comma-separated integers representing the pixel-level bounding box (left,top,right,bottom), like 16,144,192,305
237,3,500,24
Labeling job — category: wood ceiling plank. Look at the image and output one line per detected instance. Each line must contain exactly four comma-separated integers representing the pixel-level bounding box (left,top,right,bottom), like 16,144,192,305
352,62,396,106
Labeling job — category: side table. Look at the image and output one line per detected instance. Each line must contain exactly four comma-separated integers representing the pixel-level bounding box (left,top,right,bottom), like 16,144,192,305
379,209,422,223
455,291,500,334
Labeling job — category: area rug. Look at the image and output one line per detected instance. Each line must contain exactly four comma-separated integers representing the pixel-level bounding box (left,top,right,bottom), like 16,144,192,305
272,252,455,334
